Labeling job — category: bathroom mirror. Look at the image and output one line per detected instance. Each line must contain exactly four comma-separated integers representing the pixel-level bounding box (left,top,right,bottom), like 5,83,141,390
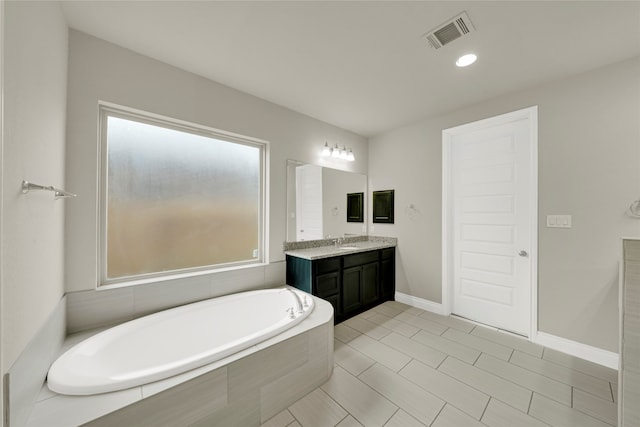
286,160,367,241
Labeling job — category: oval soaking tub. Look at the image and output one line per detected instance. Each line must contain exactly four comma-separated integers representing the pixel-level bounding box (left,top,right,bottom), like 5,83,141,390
47,287,314,395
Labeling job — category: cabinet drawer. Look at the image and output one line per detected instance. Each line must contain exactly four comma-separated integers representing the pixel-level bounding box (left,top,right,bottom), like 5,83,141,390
315,257,341,275
315,271,340,297
381,247,395,260
343,251,379,268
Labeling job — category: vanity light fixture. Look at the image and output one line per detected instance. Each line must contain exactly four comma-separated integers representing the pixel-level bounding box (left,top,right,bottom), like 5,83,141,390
321,142,355,161
456,53,477,67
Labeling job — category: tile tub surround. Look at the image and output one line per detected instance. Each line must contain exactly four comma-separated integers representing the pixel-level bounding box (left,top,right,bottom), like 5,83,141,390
284,236,397,260
27,295,334,426
66,262,286,334
263,300,618,427
6,296,66,427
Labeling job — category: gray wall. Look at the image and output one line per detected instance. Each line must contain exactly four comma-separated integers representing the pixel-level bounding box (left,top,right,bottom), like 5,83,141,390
368,56,640,352
65,30,367,296
1,0,68,408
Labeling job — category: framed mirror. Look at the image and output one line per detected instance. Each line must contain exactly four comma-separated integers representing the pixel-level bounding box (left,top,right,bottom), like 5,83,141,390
286,160,367,241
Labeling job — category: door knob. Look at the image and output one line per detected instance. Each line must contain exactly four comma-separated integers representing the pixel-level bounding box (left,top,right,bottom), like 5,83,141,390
518,250,529,257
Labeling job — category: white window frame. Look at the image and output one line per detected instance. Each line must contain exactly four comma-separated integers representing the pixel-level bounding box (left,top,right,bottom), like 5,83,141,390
98,102,268,288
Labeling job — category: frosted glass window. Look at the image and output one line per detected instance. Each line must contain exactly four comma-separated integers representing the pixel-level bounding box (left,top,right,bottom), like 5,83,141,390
101,109,263,284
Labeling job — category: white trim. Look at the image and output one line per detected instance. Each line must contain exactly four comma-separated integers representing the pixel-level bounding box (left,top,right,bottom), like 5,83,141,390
534,331,619,370
96,103,269,288
442,106,538,339
395,292,447,315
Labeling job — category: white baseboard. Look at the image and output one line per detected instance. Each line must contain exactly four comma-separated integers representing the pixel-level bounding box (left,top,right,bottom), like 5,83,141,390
395,292,618,370
534,331,619,370
395,292,447,315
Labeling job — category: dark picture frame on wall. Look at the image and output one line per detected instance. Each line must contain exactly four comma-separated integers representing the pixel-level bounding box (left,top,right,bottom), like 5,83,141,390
373,190,394,223
346,192,364,222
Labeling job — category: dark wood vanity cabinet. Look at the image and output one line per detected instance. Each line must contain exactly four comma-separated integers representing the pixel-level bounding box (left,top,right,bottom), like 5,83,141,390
286,248,395,323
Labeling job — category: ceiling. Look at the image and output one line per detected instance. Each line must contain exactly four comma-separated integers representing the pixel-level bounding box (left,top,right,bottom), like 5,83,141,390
59,1,640,137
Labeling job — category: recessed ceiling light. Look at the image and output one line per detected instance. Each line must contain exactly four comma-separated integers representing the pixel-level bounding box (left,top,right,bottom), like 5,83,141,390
456,53,477,67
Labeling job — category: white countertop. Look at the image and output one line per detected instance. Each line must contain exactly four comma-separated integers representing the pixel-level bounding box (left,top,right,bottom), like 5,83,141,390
285,239,396,260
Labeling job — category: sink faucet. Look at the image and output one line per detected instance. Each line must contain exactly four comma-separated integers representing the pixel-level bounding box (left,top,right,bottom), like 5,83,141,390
334,237,344,248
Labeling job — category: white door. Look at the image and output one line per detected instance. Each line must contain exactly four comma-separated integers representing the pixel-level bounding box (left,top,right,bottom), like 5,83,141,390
444,107,537,336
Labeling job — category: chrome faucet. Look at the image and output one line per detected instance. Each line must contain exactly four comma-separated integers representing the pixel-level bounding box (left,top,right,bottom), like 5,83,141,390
288,289,305,314
334,237,344,248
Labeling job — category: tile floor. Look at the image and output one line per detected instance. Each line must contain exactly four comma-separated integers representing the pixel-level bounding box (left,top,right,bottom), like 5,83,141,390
261,301,618,427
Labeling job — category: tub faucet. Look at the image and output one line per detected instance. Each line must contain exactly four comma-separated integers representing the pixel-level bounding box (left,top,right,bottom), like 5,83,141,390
288,289,305,314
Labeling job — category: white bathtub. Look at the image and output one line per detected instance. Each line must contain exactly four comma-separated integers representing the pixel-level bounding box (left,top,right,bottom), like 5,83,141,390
47,287,314,396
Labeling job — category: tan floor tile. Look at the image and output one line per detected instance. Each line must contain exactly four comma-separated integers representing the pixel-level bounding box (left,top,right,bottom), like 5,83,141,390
475,353,571,406
542,347,618,383
260,409,294,427
442,328,513,360
380,332,447,368
438,357,531,412
334,339,375,376
481,398,549,427
359,364,445,425
400,359,489,419
347,334,412,372
288,388,347,427
573,388,617,426
418,312,475,333
431,404,485,427
335,415,363,427
395,312,448,335
383,409,426,427
510,351,613,401
366,313,420,337
529,393,612,427
321,366,397,427
471,326,543,357
412,330,481,364
334,323,361,344
382,301,423,315
371,303,405,318
357,309,376,320
343,316,392,340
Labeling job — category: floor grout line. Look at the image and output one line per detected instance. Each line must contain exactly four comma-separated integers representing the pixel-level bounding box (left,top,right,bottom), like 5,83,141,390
319,305,617,427
479,397,491,422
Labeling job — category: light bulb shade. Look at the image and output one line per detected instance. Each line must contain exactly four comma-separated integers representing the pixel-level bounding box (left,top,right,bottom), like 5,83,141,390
340,147,348,159
321,142,331,157
346,149,355,161
331,144,341,158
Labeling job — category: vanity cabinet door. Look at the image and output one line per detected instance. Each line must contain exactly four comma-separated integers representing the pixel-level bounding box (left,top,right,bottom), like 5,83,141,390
362,262,380,305
342,266,363,313
380,248,395,299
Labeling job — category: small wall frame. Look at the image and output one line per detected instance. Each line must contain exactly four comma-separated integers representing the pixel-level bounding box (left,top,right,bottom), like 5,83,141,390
373,190,394,224
346,192,364,222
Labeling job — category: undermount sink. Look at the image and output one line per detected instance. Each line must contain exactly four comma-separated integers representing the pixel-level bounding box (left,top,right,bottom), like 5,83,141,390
337,246,360,250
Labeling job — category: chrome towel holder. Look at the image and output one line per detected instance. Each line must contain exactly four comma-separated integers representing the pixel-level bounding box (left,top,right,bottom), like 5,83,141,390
21,180,77,200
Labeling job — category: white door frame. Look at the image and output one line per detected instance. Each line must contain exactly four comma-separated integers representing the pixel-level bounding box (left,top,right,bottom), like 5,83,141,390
442,106,538,339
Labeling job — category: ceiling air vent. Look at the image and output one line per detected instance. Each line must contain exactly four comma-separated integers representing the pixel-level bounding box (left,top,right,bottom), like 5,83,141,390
424,12,475,50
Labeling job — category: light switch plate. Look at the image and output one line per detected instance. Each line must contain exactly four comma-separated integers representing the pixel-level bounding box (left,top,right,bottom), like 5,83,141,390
546,215,572,228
